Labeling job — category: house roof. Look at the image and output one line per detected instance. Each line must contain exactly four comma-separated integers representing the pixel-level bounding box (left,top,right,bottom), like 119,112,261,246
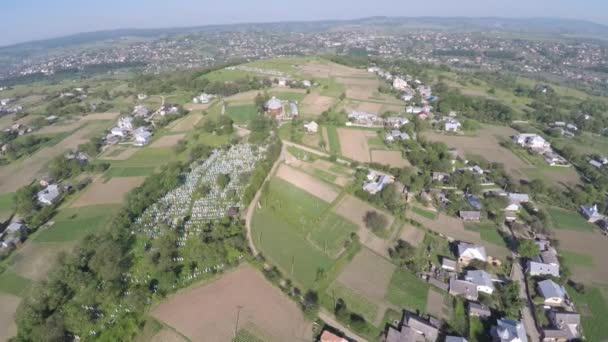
449,279,479,300
538,279,566,300
266,97,282,110
320,330,348,342
494,319,528,342
442,257,457,269
445,337,468,342
5,222,24,234
459,211,481,220
406,315,439,341
37,184,60,204
468,302,491,317
465,270,495,291
457,242,487,261
540,248,559,266
527,260,560,277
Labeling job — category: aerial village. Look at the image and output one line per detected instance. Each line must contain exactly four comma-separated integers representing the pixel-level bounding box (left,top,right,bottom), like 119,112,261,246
1,56,607,342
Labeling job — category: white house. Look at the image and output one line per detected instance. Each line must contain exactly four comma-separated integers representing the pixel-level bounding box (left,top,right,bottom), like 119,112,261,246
492,319,528,342
505,193,530,211
133,127,152,146
465,270,496,295
132,105,150,118
117,116,134,130
445,119,462,132
393,77,409,91
363,171,394,195
347,112,382,126
457,242,487,265
110,126,128,137
385,130,410,143
193,93,213,104
385,117,409,128
303,121,319,133
580,204,603,223
37,184,60,205
513,134,550,150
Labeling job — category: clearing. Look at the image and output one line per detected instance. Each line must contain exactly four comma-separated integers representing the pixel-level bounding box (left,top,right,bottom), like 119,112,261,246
152,265,312,342
337,128,373,163
34,204,120,243
70,177,145,207
6,242,74,281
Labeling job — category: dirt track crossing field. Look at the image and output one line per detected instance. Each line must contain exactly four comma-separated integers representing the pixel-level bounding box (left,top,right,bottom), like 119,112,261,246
152,265,312,342
371,150,411,167
70,177,145,208
276,163,339,202
337,128,372,163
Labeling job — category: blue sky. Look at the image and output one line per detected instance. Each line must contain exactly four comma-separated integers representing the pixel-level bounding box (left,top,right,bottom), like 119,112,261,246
1,0,608,46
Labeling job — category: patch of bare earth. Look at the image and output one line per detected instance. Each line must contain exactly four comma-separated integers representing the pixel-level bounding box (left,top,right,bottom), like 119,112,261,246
426,289,448,320
170,114,202,132
150,134,186,148
333,195,393,258
301,92,335,116
70,177,145,208
297,62,370,78
0,293,20,342
183,103,211,112
371,150,411,167
275,164,339,202
152,265,312,342
9,242,74,281
554,230,608,285
337,248,395,305
337,128,371,163
399,224,425,247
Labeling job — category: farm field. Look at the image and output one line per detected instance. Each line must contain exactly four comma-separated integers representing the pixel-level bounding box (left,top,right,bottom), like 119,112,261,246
149,133,186,148
0,192,15,221
386,268,430,313
337,128,373,163
546,206,595,232
567,285,608,342
226,104,258,124
300,92,335,116
5,241,75,281
0,292,21,342
70,177,145,207
99,146,139,160
398,224,425,247
152,265,312,342
325,126,341,155
34,204,120,242
103,166,156,178
275,163,340,202
554,229,608,285
370,150,411,167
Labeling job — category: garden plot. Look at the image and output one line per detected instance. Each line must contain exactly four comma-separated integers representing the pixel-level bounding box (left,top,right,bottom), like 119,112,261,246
183,102,212,112
337,128,373,163
426,289,449,320
371,150,411,167
338,78,380,101
399,224,425,247
275,164,339,203
70,177,145,207
169,113,203,132
100,147,139,160
152,265,312,342
150,133,186,148
333,195,394,258
554,229,608,285
136,144,266,239
0,292,20,342
300,92,335,116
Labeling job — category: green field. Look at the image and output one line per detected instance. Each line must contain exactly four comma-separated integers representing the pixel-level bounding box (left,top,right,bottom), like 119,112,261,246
546,206,595,232
327,281,379,323
251,178,334,288
104,166,155,178
34,204,120,242
567,286,608,342
411,206,438,220
110,147,177,168
313,169,337,183
309,212,358,257
0,192,15,218
233,329,265,342
385,269,430,313
226,104,259,124
0,270,32,296
465,222,508,247
326,126,341,155
560,250,594,267
203,69,256,82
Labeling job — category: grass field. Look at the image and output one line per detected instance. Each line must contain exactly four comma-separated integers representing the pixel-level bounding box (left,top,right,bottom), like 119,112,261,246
34,204,120,242
309,213,358,257
233,329,265,342
0,270,32,296
0,192,15,218
567,286,608,342
464,222,508,247
104,166,156,178
411,206,437,220
251,178,335,287
560,250,594,268
313,169,338,183
546,206,595,232
385,269,430,313
327,281,379,323
226,104,258,124
109,147,177,168
325,126,341,155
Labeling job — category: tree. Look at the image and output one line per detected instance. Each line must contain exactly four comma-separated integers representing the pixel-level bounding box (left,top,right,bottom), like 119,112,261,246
363,211,388,233
302,290,319,318
496,282,523,319
516,239,540,258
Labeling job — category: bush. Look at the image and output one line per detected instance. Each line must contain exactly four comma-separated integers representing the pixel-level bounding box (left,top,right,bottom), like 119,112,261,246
363,210,388,233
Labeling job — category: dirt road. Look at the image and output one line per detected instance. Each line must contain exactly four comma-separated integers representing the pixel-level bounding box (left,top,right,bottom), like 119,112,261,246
511,258,540,342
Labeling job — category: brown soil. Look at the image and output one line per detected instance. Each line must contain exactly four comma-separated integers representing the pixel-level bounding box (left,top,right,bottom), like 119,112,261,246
426,289,448,320
554,230,608,285
70,177,145,208
152,265,312,342
371,150,411,168
150,134,186,148
170,113,203,132
337,248,395,305
301,92,335,116
337,128,371,163
399,224,425,247
276,164,339,203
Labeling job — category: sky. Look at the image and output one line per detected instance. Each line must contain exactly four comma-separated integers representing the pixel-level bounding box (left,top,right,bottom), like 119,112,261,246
1,0,608,46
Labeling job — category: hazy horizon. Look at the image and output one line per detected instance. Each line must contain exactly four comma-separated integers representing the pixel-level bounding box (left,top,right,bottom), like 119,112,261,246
2,0,608,46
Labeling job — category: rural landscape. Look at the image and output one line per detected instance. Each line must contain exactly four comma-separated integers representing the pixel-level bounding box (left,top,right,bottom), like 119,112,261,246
1,9,608,342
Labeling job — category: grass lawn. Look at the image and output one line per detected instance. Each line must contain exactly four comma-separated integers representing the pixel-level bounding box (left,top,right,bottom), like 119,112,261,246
546,206,595,232
567,286,608,342
104,166,155,178
385,269,429,313
309,213,358,257
326,126,341,155
0,270,32,296
0,192,15,216
411,206,438,220
465,222,508,247
226,104,258,124
192,132,233,147
34,204,120,243
327,281,379,323
560,250,594,268
251,178,334,288
202,69,255,82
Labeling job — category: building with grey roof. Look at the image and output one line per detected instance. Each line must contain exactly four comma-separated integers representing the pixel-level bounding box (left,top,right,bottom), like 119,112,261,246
542,311,581,341
445,337,468,342
492,319,528,342
449,279,479,301
37,184,60,205
465,270,495,295
537,279,567,306
468,302,491,318
385,311,439,342
527,258,560,278
457,242,487,265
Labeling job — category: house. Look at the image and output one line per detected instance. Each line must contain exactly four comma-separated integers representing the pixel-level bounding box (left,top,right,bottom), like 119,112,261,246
465,270,495,295
457,242,487,265
505,193,530,211
446,337,468,342
132,105,150,118
579,204,603,223
428,277,449,291
432,172,450,183
110,126,128,137
542,311,581,342
319,330,348,342
137,94,148,100
393,77,409,91
159,104,180,116
441,257,457,271
46,115,58,123
385,117,410,128
289,102,299,117
401,91,414,102
117,116,134,130
348,112,382,126
513,134,550,151
193,93,212,104
302,80,312,88
445,119,462,132
528,258,560,278
566,124,578,132
304,121,319,133
39,175,55,187
449,279,479,300
466,195,483,210
264,97,283,117
363,171,394,195
37,184,60,205
133,127,152,146
4,221,25,235
385,130,410,143
492,319,528,342
459,211,481,222
406,106,423,114
385,311,439,342
537,280,566,306
468,302,492,318
543,151,568,166
589,159,603,168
